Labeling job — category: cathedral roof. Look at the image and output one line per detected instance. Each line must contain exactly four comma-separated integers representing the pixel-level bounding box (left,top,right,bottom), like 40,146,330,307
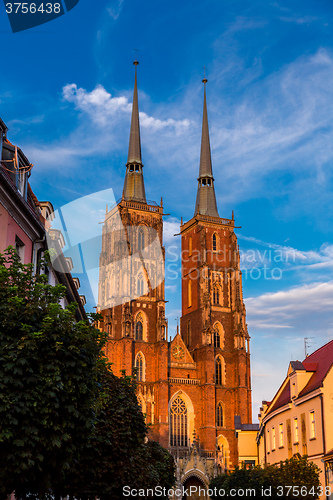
122,61,147,203
195,79,219,218
127,61,142,165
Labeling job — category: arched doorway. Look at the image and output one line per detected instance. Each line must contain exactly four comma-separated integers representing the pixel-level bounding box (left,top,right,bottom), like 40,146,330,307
183,476,207,499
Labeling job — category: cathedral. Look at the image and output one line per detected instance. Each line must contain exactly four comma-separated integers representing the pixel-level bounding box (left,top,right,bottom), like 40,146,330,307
97,61,253,492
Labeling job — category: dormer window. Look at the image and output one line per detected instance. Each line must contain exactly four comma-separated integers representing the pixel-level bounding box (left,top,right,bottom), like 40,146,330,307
129,165,134,172
135,165,140,172
291,382,296,399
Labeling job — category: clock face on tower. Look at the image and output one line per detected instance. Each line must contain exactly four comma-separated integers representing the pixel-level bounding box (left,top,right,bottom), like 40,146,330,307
172,345,185,360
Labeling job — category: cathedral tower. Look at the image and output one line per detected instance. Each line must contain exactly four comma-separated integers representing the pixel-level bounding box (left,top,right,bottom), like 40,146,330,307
98,61,169,444
98,68,254,488
179,78,252,468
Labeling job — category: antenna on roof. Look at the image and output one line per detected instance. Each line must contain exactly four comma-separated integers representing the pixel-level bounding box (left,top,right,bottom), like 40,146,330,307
304,337,315,357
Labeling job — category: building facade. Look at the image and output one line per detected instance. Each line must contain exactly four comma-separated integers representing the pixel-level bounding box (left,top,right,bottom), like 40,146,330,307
97,63,253,492
257,340,333,499
0,117,86,321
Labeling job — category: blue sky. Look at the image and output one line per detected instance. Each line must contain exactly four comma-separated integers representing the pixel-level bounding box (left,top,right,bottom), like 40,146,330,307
1,0,333,420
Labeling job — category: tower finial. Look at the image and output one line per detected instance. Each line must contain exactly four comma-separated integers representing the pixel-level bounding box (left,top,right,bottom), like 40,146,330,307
202,65,208,84
133,48,140,66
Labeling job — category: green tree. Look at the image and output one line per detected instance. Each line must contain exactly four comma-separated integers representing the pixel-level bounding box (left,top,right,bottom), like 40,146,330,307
0,247,176,499
209,456,321,500
0,247,107,498
65,371,175,500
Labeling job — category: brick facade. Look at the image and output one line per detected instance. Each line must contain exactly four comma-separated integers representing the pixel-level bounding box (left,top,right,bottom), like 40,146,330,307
97,66,253,489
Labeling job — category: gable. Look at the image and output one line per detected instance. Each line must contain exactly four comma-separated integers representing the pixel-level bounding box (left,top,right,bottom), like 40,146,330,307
170,333,196,368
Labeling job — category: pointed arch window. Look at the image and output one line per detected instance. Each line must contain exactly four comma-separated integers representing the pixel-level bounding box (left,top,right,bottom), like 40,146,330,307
187,320,191,347
188,280,192,308
135,352,145,381
213,233,218,252
135,317,143,341
216,402,223,427
170,396,188,448
215,356,224,385
213,284,220,305
189,236,192,257
138,228,145,252
137,274,145,296
214,327,220,348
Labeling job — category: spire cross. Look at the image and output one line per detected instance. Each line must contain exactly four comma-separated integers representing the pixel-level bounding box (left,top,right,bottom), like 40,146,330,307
133,48,140,65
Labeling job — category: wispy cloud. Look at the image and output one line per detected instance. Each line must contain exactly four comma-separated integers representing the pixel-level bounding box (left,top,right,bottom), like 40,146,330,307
247,281,333,335
279,16,318,25
206,48,333,215
163,217,180,245
238,234,333,270
107,0,124,20
62,84,191,133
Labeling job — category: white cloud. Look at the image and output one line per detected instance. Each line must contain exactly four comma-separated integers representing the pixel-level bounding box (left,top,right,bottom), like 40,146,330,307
62,83,191,133
205,48,333,212
163,217,180,245
238,234,333,270
107,0,124,20
247,281,333,335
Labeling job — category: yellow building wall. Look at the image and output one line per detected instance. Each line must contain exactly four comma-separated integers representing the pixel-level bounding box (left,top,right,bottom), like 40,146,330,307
238,430,259,465
259,383,333,499
322,366,333,500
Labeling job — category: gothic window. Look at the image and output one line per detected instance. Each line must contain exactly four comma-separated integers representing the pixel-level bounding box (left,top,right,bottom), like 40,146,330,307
137,274,145,296
213,233,218,252
188,280,192,308
187,320,191,346
137,395,144,411
216,402,223,427
135,318,143,340
215,356,224,385
135,352,145,381
214,327,220,348
170,396,188,447
138,228,145,252
213,284,220,305
236,281,240,302
189,236,192,257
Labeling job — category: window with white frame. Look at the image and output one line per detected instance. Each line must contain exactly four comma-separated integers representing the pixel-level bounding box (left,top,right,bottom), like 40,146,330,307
279,423,284,447
15,236,25,262
309,411,315,439
294,417,299,443
272,427,276,450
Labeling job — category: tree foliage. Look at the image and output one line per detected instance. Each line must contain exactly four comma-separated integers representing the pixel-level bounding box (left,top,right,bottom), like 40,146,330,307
0,247,175,498
66,372,175,500
209,456,321,500
0,247,107,498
